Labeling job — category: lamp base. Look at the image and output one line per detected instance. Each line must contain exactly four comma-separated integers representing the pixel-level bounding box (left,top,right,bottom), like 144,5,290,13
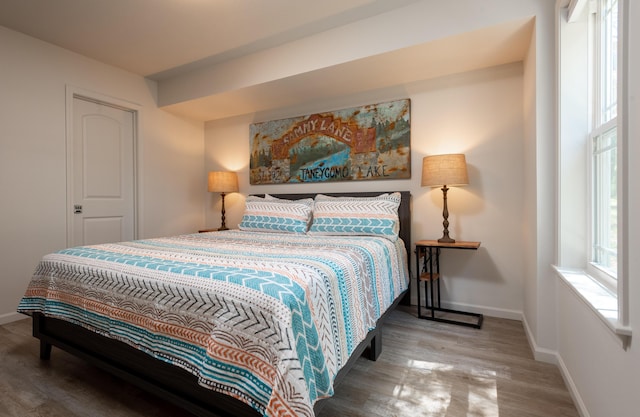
438,185,455,244
219,192,228,231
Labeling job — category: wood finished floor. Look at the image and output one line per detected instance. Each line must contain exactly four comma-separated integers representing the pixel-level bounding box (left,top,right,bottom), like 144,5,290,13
0,306,579,417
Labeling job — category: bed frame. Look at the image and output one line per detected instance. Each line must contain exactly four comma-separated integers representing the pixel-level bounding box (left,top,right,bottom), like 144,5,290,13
30,191,411,417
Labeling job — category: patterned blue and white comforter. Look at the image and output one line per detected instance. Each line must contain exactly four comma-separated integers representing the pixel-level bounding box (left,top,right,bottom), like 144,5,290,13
18,230,409,417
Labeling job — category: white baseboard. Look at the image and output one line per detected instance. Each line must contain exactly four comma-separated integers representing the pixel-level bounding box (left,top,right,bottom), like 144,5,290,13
0,311,27,325
556,354,590,417
390,291,589,417
439,300,523,321
520,314,559,364
521,314,588,417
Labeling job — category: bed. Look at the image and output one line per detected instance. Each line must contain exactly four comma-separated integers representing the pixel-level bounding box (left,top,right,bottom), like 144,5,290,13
18,191,411,417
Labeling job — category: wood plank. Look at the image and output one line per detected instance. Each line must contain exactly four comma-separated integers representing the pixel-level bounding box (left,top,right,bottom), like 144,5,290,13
0,307,579,417
415,240,481,250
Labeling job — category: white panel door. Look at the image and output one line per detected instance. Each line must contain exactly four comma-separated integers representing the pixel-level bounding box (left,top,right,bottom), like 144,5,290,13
71,97,135,246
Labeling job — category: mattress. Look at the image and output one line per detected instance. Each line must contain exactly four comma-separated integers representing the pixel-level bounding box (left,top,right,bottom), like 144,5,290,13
18,230,409,417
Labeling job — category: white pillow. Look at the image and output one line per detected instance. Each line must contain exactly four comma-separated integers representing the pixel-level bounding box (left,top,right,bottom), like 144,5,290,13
308,193,401,241
239,195,313,234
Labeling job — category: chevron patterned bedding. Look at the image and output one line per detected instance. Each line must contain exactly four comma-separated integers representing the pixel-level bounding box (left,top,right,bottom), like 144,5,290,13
18,230,409,417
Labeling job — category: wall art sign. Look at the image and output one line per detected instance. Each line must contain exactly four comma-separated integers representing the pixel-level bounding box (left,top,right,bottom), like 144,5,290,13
249,99,411,184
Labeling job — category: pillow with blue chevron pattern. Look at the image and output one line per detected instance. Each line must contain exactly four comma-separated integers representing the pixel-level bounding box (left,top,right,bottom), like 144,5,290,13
308,192,401,241
239,195,313,234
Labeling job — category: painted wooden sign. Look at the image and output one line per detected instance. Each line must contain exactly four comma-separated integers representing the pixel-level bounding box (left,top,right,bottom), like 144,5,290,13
249,99,411,184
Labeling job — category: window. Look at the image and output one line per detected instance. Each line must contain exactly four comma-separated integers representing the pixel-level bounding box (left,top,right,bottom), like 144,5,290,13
591,125,617,278
557,0,629,338
588,0,618,292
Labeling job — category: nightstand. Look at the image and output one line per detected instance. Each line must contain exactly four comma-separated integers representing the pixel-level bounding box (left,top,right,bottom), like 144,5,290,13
415,240,483,328
198,228,218,233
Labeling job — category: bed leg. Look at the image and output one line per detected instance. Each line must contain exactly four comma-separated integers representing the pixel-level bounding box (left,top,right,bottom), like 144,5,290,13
368,331,382,361
32,313,52,360
40,340,52,360
400,287,411,306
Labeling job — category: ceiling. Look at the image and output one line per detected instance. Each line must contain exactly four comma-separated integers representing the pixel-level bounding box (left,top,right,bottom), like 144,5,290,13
0,0,533,121
0,0,422,77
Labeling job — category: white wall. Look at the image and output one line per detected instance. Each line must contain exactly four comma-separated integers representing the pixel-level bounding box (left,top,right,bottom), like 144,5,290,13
0,26,205,323
204,63,526,319
5,0,640,415
205,0,640,415
553,2,640,416
522,19,541,354
200,0,558,330
196,0,556,332
160,0,546,111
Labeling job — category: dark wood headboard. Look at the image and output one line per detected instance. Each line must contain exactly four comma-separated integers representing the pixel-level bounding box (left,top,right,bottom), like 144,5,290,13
263,191,411,259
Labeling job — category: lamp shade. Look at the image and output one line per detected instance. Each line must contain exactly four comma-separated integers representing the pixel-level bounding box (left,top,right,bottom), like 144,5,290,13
208,171,239,193
421,154,469,187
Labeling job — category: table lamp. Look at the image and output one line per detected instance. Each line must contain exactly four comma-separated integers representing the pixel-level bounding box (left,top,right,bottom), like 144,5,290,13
421,154,469,243
208,171,239,231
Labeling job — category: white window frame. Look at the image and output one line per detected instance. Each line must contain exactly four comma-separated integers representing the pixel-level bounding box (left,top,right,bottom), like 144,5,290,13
587,120,617,292
556,0,630,343
586,0,618,293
